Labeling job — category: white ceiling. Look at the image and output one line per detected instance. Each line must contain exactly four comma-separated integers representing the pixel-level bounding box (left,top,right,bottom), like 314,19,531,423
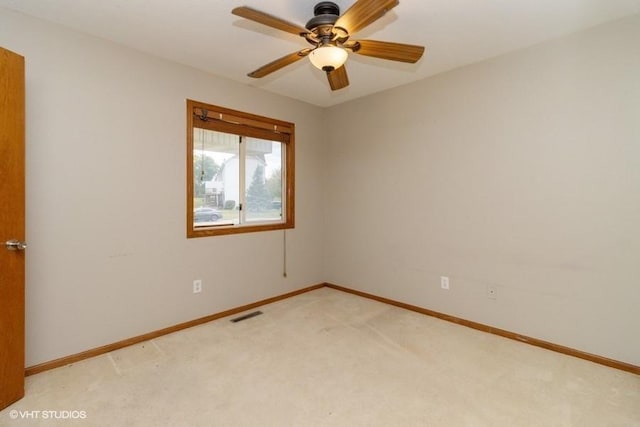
1,0,639,107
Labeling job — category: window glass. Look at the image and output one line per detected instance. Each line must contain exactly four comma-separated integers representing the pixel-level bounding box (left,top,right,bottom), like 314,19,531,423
245,138,283,223
193,128,240,227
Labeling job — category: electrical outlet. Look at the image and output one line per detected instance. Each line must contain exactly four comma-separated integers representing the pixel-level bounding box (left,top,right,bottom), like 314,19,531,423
193,279,202,294
487,285,497,300
440,276,450,290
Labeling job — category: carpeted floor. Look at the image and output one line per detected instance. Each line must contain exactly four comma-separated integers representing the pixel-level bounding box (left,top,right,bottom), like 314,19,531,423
2,287,639,426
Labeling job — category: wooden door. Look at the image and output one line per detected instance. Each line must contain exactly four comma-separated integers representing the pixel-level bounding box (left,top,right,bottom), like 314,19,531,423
0,46,26,410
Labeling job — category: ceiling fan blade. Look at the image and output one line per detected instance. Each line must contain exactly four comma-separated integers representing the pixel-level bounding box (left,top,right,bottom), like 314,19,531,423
334,0,399,35
248,49,312,78
327,65,349,91
232,6,309,37
347,39,424,63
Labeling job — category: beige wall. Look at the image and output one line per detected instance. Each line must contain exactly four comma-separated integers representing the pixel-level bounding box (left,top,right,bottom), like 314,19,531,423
0,8,326,366
324,14,640,365
2,7,638,368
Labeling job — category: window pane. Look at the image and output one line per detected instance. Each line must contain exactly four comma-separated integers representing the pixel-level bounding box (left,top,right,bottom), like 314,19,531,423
193,128,240,227
244,138,283,222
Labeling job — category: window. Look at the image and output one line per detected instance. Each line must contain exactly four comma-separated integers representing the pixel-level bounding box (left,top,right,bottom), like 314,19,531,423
187,100,294,237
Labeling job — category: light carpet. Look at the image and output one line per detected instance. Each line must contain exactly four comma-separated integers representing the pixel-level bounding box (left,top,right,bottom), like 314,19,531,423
2,287,639,426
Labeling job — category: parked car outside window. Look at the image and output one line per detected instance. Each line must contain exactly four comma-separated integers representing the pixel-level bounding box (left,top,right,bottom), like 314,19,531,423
194,207,222,223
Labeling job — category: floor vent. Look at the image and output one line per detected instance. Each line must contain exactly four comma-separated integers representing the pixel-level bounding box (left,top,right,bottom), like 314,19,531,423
230,311,263,323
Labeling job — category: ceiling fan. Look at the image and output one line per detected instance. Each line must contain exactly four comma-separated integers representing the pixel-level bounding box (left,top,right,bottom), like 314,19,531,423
232,0,425,91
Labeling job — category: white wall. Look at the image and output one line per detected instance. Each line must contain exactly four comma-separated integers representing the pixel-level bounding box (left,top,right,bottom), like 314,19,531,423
0,8,326,366
324,14,640,365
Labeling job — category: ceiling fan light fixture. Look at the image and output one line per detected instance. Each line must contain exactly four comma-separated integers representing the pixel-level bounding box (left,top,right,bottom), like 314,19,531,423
309,45,348,72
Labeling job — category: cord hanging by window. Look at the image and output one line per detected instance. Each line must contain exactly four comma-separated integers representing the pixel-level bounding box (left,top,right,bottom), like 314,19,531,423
200,128,205,182
283,229,287,278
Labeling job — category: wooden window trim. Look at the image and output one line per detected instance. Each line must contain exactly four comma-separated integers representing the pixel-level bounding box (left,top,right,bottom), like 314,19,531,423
187,100,295,238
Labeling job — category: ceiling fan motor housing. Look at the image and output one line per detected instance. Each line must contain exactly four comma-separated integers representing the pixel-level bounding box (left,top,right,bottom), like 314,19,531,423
306,1,340,30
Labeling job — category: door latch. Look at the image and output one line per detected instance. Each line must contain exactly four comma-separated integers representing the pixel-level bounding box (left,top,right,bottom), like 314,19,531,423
5,239,27,251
